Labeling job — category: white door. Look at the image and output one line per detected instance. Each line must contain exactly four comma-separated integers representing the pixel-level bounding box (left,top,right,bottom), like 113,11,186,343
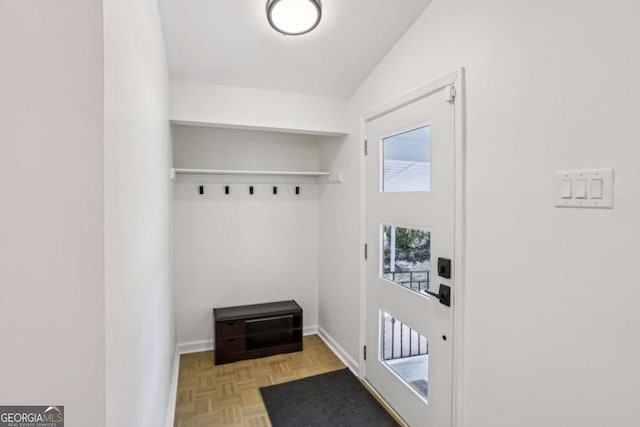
365,84,457,427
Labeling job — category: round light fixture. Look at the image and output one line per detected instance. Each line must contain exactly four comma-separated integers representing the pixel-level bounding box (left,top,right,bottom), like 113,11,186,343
266,0,322,36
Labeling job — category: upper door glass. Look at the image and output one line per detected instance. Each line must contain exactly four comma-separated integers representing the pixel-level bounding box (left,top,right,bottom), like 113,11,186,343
382,125,431,192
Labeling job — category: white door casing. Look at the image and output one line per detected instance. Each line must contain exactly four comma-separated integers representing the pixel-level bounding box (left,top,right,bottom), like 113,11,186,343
362,71,464,427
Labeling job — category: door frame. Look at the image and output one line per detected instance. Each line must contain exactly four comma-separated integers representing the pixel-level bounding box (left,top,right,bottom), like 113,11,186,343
358,68,466,427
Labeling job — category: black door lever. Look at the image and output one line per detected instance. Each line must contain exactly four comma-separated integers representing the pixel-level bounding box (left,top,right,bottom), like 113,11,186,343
425,284,451,307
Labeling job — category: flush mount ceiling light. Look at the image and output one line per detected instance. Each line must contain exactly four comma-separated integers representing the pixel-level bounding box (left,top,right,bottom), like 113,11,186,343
266,0,322,36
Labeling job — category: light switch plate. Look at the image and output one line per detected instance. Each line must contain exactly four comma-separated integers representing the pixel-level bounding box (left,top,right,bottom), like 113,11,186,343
554,168,614,208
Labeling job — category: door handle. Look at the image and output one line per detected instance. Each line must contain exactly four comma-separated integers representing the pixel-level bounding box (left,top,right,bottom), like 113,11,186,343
425,284,451,307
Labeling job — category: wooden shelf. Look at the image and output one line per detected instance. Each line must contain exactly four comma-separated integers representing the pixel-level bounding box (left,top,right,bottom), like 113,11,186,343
170,119,349,137
170,168,342,183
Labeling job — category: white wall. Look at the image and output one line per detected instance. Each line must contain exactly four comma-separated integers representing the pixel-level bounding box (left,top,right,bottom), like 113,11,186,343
173,126,320,346
103,0,175,426
173,126,322,172
0,1,105,425
318,130,361,360
319,0,640,426
171,80,349,136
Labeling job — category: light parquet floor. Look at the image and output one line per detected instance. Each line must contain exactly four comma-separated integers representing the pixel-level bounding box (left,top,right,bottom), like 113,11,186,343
174,334,347,427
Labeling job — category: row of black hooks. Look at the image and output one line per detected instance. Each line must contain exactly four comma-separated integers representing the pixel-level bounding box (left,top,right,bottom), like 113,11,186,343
198,185,301,195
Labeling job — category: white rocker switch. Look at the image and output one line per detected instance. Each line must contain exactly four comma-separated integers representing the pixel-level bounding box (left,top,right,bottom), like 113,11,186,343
575,179,587,199
591,178,603,199
555,168,614,209
561,180,572,198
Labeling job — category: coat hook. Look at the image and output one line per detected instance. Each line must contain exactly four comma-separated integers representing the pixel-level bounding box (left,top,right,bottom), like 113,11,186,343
225,185,229,195
295,186,300,195
199,185,204,195
273,186,278,195
249,186,254,195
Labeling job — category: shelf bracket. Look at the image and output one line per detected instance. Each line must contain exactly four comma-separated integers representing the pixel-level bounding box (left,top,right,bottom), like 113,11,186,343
321,172,344,184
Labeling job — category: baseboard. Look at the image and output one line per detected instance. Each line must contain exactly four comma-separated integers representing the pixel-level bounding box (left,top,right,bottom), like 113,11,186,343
303,325,318,336
317,326,359,374
177,339,214,354
176,325,318,355
165,345,180,427
168,326,350,426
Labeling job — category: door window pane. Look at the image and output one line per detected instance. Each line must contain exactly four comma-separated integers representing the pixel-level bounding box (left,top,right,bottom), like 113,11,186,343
381,312,429,399
383,125,431,192
382,225,430,295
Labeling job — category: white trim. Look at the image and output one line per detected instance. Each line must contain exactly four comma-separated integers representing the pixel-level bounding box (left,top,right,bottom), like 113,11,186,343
317,326,359,374
170,119,349,137
177,339,214,355
170,168,342,185
164,346,180,427
451,68,467,427
303,325,319,336
166,326,341,426
363,71,460,122
360,68,466,427
175,326,319,356
171,168,332,177
358,117,368,379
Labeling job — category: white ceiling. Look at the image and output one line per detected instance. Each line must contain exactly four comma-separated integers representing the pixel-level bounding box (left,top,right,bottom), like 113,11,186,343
158,0,432,99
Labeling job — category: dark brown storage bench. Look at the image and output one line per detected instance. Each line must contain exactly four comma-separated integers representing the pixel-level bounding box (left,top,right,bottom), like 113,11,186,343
213,300,303,365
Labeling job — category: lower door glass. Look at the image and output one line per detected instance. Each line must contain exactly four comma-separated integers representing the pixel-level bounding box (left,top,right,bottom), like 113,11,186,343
381,312,429,399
